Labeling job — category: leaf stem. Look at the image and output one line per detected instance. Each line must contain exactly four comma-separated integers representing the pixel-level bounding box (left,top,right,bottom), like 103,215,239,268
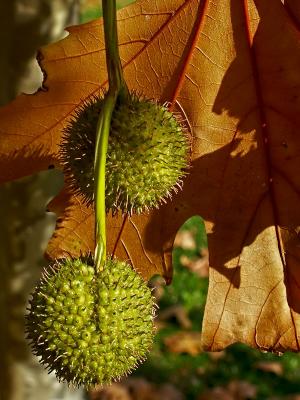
102,0,129,98
94,92,117,272
94,0,128,272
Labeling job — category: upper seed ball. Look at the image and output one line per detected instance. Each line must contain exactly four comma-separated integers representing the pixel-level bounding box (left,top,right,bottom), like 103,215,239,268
60,93,189,213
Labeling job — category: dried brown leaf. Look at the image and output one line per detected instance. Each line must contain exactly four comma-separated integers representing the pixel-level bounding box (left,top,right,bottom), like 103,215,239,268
174,230,196,250
158,305,192,329
255,361,283,375
1,0,300,351
180,248,209,278
164,331,202,355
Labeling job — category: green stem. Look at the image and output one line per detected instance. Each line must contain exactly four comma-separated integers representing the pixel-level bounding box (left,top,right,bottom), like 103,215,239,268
94,92,117,272
94,0,128,272
102,0,129,97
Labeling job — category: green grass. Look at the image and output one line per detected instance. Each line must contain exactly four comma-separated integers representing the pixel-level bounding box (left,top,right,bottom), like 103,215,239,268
80,0,136,23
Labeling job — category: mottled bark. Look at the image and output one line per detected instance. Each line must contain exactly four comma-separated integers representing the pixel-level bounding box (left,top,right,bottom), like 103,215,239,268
0,1,85,399
0,0,80,105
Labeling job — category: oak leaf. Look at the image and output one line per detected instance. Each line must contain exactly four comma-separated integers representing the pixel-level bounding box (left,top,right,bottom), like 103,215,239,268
1,0,300,353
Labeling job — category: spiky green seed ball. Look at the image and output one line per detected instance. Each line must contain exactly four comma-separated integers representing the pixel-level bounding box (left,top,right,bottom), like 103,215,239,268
26,257,155,387
60,94,189,213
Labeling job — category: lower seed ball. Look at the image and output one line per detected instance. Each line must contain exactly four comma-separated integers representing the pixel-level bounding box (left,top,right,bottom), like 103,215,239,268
26,256,155,387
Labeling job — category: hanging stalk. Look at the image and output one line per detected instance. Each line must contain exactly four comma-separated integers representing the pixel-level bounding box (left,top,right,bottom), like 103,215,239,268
94,0,128,272
102,0,128,96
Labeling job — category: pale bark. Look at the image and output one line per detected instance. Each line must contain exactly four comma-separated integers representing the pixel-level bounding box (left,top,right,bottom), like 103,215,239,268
0,1,85,400
0,0,80,105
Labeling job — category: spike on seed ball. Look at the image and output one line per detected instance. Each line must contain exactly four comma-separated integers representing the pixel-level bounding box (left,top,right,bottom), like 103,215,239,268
26,256,155,387
60,93,189,213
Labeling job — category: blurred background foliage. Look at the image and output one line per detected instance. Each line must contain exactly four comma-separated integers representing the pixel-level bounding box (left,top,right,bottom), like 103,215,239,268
1,1,300,400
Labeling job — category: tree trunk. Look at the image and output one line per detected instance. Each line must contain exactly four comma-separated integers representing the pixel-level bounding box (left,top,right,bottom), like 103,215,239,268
0,0,81,105
0,1,85,400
